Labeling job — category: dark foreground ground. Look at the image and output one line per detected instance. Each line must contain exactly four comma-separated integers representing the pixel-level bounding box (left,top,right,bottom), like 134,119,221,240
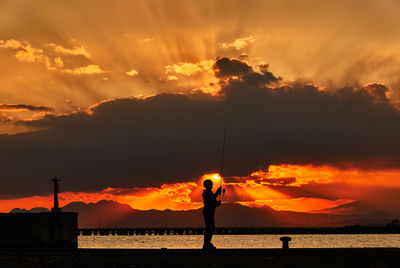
1,248,400,268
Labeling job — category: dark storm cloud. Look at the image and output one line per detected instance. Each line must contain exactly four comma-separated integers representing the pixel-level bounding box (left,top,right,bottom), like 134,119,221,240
363,83,391,104
2,58,400,197
213,57,252,78
0,104,53,112
213,57,280,86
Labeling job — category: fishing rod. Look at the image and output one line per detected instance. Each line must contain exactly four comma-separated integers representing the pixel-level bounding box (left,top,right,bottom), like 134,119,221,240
219,121,228,201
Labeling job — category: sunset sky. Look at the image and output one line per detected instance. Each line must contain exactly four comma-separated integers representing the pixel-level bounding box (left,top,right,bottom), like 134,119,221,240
1,0,400,215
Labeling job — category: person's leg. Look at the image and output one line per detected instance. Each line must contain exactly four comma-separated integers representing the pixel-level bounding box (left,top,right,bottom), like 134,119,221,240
203,213,213,246
209,216,215,245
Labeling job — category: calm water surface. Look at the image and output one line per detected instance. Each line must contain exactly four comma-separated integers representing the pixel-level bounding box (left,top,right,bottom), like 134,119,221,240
79,234,400,249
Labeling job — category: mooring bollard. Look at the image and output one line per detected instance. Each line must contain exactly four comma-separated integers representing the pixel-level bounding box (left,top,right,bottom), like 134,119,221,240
280,236,292,249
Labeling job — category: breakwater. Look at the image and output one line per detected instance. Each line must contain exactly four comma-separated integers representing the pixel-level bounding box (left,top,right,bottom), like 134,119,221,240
78,225,400,236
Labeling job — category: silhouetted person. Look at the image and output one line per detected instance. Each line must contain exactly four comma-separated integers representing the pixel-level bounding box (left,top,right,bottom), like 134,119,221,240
202,179,222,249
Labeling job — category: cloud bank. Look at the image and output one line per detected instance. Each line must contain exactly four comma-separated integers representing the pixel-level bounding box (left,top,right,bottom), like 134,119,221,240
2,58,400,198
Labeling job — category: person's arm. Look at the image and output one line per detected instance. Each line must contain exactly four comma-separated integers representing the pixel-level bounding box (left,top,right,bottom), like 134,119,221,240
214,186,222,198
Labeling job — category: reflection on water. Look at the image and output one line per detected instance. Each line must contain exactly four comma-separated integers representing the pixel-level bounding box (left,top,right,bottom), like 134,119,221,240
79,234,400,249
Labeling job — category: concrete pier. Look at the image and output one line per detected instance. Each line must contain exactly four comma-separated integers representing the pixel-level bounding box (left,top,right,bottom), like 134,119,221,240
0,212,78,248
0,248,399,267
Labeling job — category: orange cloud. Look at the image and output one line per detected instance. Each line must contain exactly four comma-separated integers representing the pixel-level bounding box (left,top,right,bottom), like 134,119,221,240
48,43,90,57
0,182,203,213
0,39,50,67
0,39,24,49
0,112,13,123
62,64,104,75
3,165,400,213
0,39,99,75
165,60,214,77
251,164,400,187
219,36,256,50
167,75,179,81
126,69,138,76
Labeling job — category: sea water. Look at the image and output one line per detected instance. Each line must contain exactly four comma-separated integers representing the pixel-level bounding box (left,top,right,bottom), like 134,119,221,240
79,234,400,249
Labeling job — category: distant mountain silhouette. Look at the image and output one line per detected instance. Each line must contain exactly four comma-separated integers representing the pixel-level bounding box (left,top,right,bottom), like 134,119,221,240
10,207,50,213
311,201,389,216
10,200,396,228
62,200,137,228
110,202,395,228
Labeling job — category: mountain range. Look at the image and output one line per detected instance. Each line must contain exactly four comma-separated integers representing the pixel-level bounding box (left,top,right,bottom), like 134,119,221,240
10,200,398,228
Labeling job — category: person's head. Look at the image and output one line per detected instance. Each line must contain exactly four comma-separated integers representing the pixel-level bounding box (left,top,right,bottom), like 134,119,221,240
203,179,213,190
